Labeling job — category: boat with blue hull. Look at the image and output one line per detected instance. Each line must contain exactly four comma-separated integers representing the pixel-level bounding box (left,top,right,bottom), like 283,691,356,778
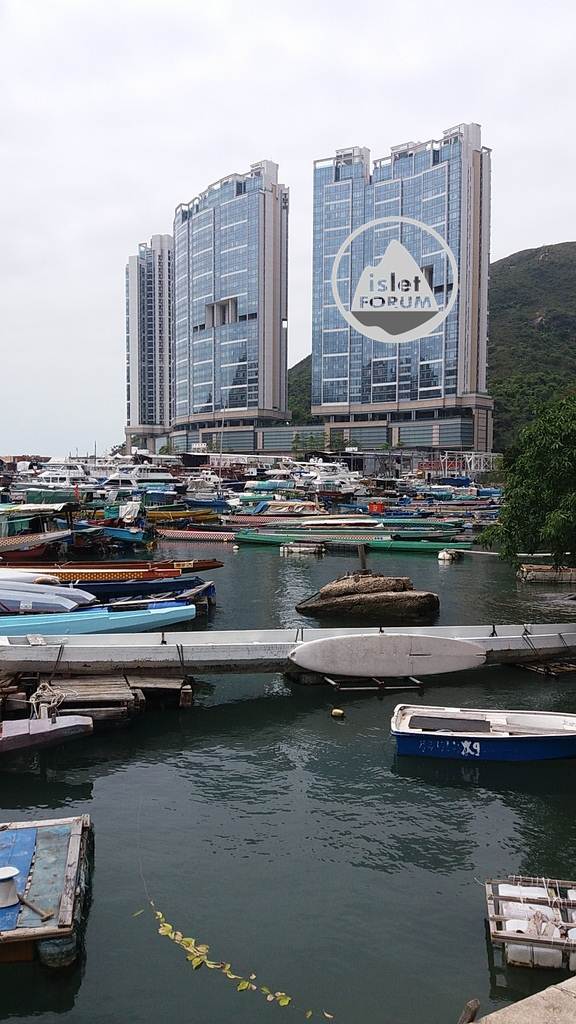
0,602,197,636
391,704,576,761
71,574,208,601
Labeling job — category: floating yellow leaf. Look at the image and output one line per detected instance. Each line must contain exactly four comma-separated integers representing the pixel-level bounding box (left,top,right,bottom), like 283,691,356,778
237,980,250,992
305,1012,313,1020
191,956,205,969
266,994,276,1002
158,923,173,937
249,973,257,980
278,996,292,1007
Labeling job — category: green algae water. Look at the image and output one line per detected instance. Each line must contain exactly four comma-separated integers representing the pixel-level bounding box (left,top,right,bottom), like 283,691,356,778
1,544,576,1023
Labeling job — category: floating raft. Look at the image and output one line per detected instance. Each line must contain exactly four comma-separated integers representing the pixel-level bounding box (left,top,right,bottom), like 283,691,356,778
0,815,92,967
486,874,576,971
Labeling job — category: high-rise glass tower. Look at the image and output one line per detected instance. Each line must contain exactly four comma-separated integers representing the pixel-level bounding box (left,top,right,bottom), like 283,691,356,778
125,233,173,450
172,160,289,439
312,124,493,451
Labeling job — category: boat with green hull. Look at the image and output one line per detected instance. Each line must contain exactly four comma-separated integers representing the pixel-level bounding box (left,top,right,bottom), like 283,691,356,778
234,529,473,553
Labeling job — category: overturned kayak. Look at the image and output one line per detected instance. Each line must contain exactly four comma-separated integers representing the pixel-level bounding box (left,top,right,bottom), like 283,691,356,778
0,582,96,613
289,633,486,678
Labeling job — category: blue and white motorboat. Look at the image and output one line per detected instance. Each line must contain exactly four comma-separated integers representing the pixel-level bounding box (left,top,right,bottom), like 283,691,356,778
0,602,197,636
391,704,576,761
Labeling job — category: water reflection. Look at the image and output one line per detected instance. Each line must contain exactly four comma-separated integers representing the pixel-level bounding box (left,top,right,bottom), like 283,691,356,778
0,542,576,1023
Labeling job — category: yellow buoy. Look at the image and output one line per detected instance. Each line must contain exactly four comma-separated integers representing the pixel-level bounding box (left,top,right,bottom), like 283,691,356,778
331,707,345,719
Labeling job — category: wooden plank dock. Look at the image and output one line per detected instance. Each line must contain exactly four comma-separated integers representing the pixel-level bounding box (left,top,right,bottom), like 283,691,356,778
0,814,92,966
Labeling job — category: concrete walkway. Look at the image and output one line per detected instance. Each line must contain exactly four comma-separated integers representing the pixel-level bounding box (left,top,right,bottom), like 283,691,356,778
479,976,576,1022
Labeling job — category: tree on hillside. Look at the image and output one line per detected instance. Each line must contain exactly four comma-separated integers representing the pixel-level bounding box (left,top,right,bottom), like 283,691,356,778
490,372,574,452
482,393,576,566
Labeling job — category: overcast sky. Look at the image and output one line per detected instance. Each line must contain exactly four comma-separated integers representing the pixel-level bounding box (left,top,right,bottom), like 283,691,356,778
1,0,574,454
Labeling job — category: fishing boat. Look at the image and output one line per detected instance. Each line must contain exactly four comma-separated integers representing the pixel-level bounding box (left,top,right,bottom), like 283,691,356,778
390,704,576,761
0,602,197,636
0,715,93,755
0,505,74,559
0,559,223,582
235,529,472,553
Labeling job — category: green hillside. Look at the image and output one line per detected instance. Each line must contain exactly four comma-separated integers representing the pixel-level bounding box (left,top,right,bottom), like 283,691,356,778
287,242,576,448
287,353,314,425
487,242,576,448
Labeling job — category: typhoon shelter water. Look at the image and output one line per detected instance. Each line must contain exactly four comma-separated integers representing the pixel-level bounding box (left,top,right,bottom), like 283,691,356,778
1,542,576,1024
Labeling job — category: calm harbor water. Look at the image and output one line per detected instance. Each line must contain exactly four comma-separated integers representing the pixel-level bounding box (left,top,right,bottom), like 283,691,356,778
2,544,576,1024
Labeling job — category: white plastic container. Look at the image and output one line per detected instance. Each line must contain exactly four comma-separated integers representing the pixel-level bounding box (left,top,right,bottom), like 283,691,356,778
504,918,562,968
568,928,576,972
568,888,576,923
0,866,19,908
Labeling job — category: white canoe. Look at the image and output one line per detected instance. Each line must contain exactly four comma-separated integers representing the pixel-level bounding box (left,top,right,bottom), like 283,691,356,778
288,633,486,678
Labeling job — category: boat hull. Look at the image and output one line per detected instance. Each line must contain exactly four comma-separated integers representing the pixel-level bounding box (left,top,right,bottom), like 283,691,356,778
393,731,576,761
78,575,205,600
0,716,93,755
235,530,472,552
0,605,197,635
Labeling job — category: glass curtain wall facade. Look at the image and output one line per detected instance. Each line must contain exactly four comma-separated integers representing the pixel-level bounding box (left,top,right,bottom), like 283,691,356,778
173,161,289,431
125,234,173,446
312,125,493,450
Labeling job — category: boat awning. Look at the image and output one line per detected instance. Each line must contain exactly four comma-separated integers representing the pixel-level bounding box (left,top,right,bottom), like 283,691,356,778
0,503,76,516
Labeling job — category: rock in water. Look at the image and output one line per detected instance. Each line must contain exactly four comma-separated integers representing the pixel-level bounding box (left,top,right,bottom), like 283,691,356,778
295,571,439,621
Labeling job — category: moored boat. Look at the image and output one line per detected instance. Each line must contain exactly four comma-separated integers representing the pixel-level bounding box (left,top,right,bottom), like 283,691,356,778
391,704,576,761
0,559,223,582
0,715,93,755
235,529,472,553
0,602,197,635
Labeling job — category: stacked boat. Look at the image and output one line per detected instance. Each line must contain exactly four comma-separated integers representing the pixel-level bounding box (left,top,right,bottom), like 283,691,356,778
0,559,220,635
234,512,473,554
